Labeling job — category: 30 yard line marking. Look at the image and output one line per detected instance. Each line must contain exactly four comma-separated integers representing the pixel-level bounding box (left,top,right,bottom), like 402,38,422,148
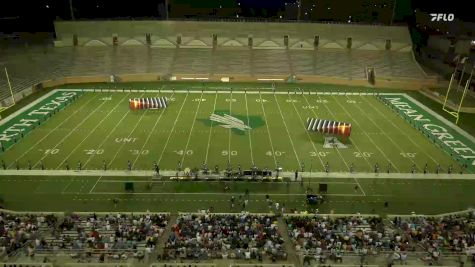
258,92,277,168
56,93,130,169
181,91,203,165
7,94,96,168
108,92,160,168
83,93,145,168
273,94,300,166
330,95,400,173
204,93,219,164
158,93,189,164
288,94,325,170
300,92,350,171
133,92,175,167
244,92,254,164
32,96,109,169
362,96,439,166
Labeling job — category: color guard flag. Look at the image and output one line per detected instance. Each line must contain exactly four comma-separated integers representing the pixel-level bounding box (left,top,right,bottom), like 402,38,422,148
306,118,352,137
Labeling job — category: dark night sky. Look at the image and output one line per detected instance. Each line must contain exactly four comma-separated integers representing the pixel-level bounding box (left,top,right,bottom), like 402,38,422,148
0,0,473,32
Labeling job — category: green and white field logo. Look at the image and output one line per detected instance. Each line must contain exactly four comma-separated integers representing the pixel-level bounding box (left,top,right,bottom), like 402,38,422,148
209,113,251,131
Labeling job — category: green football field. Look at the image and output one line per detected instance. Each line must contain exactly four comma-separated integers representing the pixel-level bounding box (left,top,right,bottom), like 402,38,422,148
0,82,475,215
0,89,469,173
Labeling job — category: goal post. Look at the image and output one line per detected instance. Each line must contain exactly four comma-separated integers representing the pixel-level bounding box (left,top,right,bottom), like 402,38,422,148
0,67,16,118
442,57,473,124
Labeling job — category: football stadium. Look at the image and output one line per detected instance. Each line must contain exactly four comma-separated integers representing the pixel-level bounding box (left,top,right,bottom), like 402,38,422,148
1,1,475,266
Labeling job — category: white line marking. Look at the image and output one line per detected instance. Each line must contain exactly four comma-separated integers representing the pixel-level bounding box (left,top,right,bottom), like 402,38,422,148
258,93,277,168
288,94,325,170
132,92,174,167
228,91,232,164
56,93,129,169
244,92,254,164
273,94,300,166
181,91,204,165
204,93,219,164
158,93,189,164
32,96,109,168
7,94,95,167
89,176,102,194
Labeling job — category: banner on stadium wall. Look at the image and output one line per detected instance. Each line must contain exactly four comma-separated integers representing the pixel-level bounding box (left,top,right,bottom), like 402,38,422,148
0,91,81,152
380,94,475,171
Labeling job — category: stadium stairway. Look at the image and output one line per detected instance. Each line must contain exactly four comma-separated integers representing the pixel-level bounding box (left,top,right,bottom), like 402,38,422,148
277,217,301,267
156,213,177,260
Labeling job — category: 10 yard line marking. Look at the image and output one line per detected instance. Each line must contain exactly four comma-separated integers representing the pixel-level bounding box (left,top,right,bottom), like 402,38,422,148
133,92,175,167
273,94,300,167
56,93,130,169
158,93,189,164
7,94,96,168
181,91,204,165
204,93,219,164
108,92,160,168
32,96,109,169
288,94,325,170
244,92,254,164
362,96,439,166
258,93,277,168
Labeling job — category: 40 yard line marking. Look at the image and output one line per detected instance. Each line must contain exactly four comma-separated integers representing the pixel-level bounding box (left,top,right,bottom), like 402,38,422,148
32,95,109,169
83,93,145,168
56,93,130,169
204,93,219,164
158,93,189,164
258,92,277,168
244,92,254,164
273,94,300,167
132,92,175,167
181,91,204,165
288,94,325,170
7,94,97,168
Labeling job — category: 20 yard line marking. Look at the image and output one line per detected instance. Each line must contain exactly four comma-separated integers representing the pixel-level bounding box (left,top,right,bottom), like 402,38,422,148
32,96,109,169
288,94,325,170
273,94,300,166
8,94,97,168
181,91,204,165
258,93,277,168
204,93,219,164
56,93,130,169
83,93,146,167
244,92,254,164
133,92,175,167
158,93,189,164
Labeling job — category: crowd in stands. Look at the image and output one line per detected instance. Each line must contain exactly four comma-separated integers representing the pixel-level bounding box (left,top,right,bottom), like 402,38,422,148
165,213,286,261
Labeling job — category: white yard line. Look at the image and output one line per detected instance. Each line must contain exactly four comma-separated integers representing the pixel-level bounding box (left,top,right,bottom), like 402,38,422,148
300,92,350,171
362,96,439,165
204,93,219,164
258,92,277,168
157,93,189,164
80,192,381,197
32,96,109,168
343,95,417,172
56,93,130,169
89,176,102,194
288,94,325,170
330,94,401,172
273,94,300,167
7,94,96,168
181,92,204,165
107,92,159,168
228,91,232,164
132,92,175,167
244,92,255,164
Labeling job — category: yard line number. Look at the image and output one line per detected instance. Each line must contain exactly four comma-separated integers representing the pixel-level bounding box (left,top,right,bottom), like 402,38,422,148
400,152,417,158
174,150,193,156
310,151,330,157
266,151,286,157
84,149,104,155
353,152,373,158
222,150,238,156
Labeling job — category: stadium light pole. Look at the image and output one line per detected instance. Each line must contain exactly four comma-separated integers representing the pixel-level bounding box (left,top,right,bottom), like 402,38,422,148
4,67,15,106
69,0,75,20
390,0,396,25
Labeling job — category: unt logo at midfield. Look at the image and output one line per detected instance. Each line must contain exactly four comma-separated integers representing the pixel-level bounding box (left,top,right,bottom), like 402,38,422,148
209,113,252,131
